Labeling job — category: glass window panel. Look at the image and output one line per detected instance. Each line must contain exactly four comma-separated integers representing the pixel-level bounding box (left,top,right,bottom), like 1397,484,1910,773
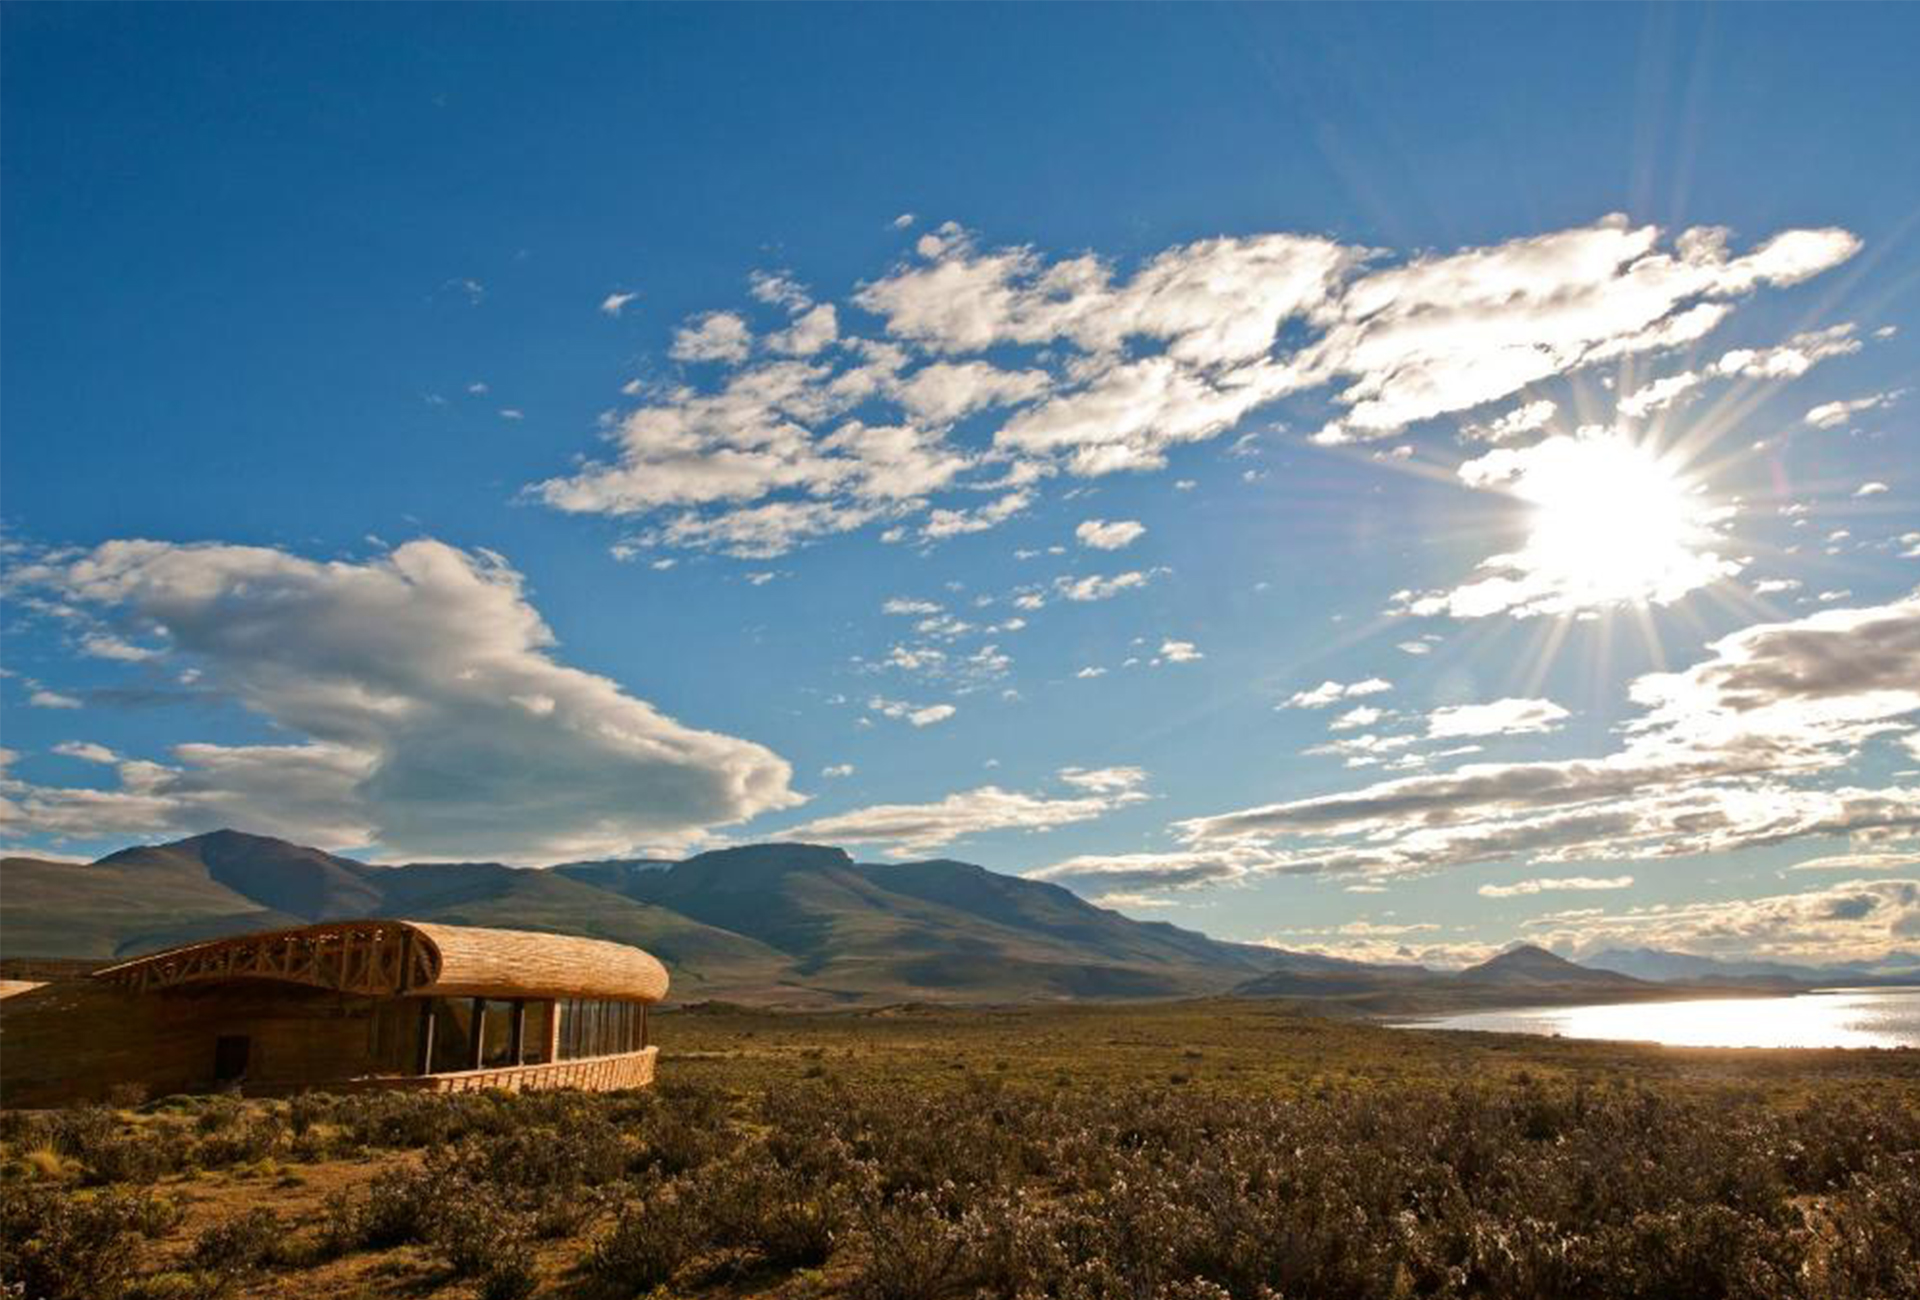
427,997,475,1075
521,1001,553,1064
480,999,516,1068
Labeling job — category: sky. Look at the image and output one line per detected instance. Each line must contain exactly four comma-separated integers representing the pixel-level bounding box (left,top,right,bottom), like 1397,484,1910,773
3,4,1918,968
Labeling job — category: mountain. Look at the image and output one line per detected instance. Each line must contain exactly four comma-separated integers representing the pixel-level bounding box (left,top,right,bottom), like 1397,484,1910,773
1584,946,1920,986
0,830,1311,1005
1228,942,1661,1010
1457,943,1647,989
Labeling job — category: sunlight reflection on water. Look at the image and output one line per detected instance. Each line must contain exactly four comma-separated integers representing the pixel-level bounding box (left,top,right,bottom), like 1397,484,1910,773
1399,988,1920,1049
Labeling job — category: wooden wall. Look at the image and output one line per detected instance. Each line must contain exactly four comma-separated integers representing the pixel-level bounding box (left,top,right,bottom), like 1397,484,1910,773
0,979,401,1106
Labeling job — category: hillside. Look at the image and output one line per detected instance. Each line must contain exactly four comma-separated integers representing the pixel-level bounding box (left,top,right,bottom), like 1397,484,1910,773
1457,943,1648,989
0,831,1303,1005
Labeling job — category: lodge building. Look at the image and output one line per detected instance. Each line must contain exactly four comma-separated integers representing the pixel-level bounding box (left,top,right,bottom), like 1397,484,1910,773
0,920,669,1106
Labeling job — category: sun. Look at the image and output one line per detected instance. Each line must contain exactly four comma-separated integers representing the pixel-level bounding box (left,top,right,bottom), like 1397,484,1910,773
1487,432,1730,611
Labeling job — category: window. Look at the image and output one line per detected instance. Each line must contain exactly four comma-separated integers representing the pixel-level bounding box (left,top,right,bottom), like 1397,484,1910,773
479,999,517,1068
425,997,476,1075
556,998,645,1059
520,1001,552,1064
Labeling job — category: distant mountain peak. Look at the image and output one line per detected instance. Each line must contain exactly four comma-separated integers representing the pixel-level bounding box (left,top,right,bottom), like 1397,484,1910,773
1459,943,1640,986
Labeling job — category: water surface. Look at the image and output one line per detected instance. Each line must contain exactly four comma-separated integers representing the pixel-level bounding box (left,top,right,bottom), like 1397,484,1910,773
1399,987,1920,1049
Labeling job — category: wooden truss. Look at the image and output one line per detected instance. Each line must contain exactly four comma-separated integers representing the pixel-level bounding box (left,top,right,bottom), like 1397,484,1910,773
96,922,438,997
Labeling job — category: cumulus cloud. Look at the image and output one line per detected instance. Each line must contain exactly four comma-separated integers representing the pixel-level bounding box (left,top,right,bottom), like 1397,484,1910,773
1283,678,1393,709
670,311,753,364
1171,593,1920,883
51,741,119,764
1157,640,1204,664
1054,570,1157,603
1789,851,1919,872
1027,843,1293,895
28,690,81,709
1,539,800,860
529,215,1858,559
1477,874,1633,898
1533,877,1920,965
768,303,839,357
1616,324,1862,419
867,696,956,727
1427,697,1570,739
1807,390,1904,429
1460,399,1556,444
784,766,1148,855
1075,518,1146,551
600,291,639,317
1309,219,1859,443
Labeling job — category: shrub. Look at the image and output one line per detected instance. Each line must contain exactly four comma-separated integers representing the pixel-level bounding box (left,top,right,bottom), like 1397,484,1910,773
586,1182,706,1292
0,1183,179,1299
188,1208,281,1297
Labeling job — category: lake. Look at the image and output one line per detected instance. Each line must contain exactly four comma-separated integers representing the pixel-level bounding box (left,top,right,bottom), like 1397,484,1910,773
1400,987,1920,1049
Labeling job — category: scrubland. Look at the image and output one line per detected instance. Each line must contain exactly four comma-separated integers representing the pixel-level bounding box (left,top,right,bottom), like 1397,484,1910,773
4,999,1920,1299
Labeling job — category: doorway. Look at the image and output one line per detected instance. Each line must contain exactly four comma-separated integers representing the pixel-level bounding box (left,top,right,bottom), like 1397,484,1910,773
213,1035,251,1083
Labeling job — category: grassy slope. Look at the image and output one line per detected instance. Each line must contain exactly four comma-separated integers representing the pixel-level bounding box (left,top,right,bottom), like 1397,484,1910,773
0,857,280,959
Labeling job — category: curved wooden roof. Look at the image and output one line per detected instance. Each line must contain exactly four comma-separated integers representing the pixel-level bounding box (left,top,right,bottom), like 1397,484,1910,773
91,919,669,1003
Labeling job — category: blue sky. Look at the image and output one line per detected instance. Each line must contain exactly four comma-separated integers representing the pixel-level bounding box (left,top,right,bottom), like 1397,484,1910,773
4,4,1918,965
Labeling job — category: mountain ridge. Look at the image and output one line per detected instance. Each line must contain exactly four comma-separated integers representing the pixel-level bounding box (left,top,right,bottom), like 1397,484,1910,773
2,830,1312,1005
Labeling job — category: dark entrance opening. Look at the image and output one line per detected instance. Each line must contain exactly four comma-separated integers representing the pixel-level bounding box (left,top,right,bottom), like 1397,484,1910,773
213,1035,251,1083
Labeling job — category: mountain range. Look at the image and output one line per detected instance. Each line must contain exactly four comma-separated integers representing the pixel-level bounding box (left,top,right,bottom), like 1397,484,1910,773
3,830,1854,1007
1,830,1362,1004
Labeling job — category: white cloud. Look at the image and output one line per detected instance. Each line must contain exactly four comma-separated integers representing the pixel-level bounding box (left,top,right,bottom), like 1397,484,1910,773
1537,877,1920,965
3,539,800,860
28,690,81,709
922,489,1032,541
1075,666,1107,679
1461,399,1557,443
1427,697,1570,739
1330,706,1387,731
1856,481,1890,497
748,271,810,309
895,361,1049,425
768,303,839,357
1055,570,1155,603
600,291,639,317
1789,851,1918,872
1283,677,1393,708
1157,639,1203,664
670,311,753,364
1617,372,1703,419
51,741,118,764
820,763,855,779
882,598,943,616
1056,765,1148,795
1478,874,1633,898
867,696,956,727
1310,218,1859,442
1173,593,1920,882
1619,325,1862,420
1027,843,1289,895
785,769,1147,855
531,215,1859,560
1712,323,1859,379
79,632,160,662
1075,518,1146,551
1807,390,1903,429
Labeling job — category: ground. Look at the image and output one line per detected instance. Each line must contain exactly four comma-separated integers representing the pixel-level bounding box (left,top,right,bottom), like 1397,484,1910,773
5,999,1920,1298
